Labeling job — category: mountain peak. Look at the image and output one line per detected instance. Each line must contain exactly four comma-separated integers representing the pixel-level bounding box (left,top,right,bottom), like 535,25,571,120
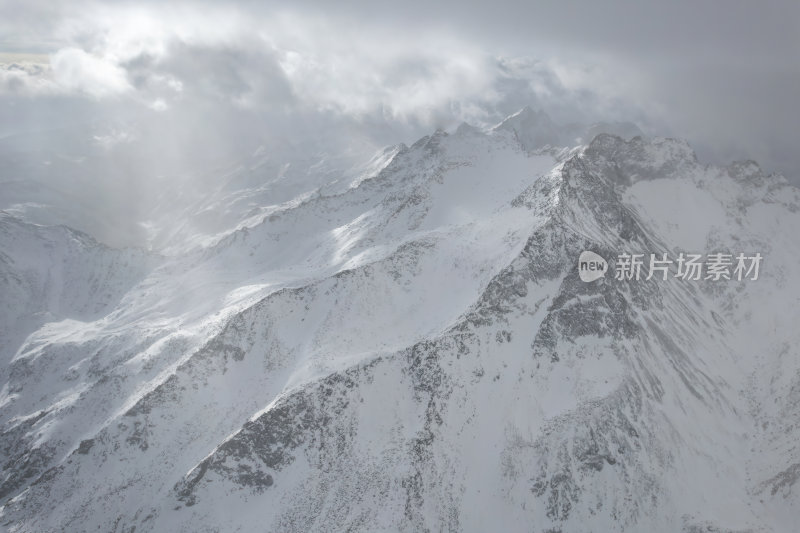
496,106,555,129
491,108,646,154
493,107,560,151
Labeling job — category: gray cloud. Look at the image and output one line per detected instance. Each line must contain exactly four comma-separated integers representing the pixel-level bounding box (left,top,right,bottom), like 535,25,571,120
0,0,798,180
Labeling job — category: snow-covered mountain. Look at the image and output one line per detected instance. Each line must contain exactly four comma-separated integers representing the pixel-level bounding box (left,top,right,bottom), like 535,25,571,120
1,110,798,532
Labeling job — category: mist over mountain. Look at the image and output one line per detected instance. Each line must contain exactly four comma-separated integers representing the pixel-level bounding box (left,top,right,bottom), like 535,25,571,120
2,2,799,532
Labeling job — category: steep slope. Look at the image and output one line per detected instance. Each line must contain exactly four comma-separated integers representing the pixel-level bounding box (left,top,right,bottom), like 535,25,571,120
1,118,798,532
0,122,555,530
0,214,159,504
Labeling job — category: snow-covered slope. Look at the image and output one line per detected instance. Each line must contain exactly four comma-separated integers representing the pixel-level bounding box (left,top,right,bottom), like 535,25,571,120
0,214,158,365
0,112,798,532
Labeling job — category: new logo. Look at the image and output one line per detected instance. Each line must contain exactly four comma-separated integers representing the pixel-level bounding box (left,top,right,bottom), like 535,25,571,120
578,250,608,282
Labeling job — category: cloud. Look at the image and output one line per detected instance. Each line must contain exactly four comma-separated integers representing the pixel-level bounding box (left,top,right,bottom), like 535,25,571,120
0,1,797,180
0,4,644,121
0,49,130,99
50,47,131,97
0,61,54,94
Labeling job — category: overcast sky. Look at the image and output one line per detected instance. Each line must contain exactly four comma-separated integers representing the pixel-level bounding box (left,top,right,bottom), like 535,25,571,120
1,0,798,180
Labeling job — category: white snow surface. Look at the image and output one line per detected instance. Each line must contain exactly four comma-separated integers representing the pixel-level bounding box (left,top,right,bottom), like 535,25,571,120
0,113,798,532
